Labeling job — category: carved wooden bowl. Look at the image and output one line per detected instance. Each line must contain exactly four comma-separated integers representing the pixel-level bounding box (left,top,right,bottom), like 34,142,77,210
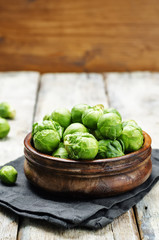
24,131,152,198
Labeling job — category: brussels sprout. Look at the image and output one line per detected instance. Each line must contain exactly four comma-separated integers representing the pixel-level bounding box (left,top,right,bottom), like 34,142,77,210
97,139,124,159
97,113,123,139
63,123,88,139
43,114,51,121
51,108,71,129
32,120,61,153
0,117,10,139
82,105,103,130
52,143,68,159
118,122,144,153
32,120,63,140
71,104,90,123
103,108,122,120
33,129,60,153
0,166,17,184
64,133,98,160
0,102,16,119
32,121,53,136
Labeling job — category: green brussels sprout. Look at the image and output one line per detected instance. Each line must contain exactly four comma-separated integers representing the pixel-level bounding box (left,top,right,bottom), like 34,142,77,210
32,120,61,153
63,123,88,139
71,104,90,123
97,139,124,159
32,121,48,136
32,120,63,140
0,166,17,184
97,113,123,140
51,108,71,129
118,121,144,153
52,143,68,159
103,108,122,120
64,133,98,160
43,114,51,121
0,117,10,139
33,129,60,153
0,102,16,119
82,105,103,130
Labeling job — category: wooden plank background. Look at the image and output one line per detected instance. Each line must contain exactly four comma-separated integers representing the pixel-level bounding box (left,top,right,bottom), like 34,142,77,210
0,0,159,73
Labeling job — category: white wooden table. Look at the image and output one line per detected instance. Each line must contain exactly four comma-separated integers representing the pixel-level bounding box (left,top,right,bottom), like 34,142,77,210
0,71,159,240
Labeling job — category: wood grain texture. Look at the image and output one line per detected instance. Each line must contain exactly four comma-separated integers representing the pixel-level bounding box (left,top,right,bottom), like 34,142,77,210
0,207,18,240
34,73,108,122
105,72,159,149
1,0,159,72
105,71,159,240
18,73,139,239
111,209,140,240
0,72,40,164
0,72,39,240
135,182,159,240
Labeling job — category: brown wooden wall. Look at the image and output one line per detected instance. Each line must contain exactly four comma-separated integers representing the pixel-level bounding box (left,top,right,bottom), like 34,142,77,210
0,0,159,73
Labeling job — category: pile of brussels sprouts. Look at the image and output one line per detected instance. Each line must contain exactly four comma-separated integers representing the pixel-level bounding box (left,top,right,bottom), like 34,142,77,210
0,102,16,139
32,104,144,160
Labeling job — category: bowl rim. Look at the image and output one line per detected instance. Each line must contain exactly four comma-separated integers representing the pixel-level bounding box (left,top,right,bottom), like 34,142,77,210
24,131,151,165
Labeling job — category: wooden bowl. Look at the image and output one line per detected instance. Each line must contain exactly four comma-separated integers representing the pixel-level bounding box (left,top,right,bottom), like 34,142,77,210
24,131,152,198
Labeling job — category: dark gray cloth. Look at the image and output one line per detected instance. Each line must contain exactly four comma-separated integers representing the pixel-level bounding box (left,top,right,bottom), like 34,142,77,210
0,149,159,230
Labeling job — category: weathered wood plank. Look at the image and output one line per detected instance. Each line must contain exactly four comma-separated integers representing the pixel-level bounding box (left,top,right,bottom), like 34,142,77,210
134,182,159,240
111,209,140,240
34,73,108,122
18,73,139,240
105,71,159,148
0,207,18,240
105,71,159,240
0,71,40,240
1,0,159,72
0,71,40,163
